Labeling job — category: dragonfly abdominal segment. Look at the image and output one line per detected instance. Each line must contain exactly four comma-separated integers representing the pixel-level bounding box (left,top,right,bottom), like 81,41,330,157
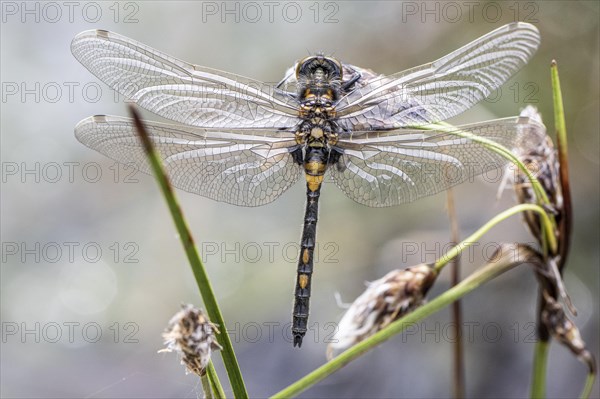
72,22,541,347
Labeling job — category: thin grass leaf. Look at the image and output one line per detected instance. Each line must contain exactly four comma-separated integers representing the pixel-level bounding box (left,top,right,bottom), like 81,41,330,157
435,203,554,271
129,105,248,399
551,60,573,271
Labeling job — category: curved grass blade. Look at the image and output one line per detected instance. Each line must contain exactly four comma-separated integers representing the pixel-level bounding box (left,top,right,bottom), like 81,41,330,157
129,105,248,398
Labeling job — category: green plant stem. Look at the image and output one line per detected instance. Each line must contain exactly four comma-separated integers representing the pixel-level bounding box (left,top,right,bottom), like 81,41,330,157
580,373,596,399
529,61,563,399
129,105,248,399
531,341,549,398
201,373,214,399
271,251,523,399
434,203,556,271
207,362,227,399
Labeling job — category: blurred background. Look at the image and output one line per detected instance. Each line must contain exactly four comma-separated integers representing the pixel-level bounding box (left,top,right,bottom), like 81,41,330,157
1,1,598,397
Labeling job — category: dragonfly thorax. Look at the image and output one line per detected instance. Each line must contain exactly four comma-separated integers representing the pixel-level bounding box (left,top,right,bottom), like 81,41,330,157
296,107,339,148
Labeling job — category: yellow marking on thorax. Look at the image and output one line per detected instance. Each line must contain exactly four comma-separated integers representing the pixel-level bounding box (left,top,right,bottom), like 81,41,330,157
310,127,324,139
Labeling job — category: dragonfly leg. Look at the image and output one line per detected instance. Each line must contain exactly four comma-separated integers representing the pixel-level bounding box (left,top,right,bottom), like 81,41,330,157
341,67,362,91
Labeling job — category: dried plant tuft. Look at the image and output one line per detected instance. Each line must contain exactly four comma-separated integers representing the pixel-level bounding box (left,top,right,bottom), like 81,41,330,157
540,293,596,374
159,304,222,376
512,106,563,244
328,264,437,358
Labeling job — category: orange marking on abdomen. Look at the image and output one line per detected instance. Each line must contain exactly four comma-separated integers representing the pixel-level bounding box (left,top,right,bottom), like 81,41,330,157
299,274,309,289
302,248,310,264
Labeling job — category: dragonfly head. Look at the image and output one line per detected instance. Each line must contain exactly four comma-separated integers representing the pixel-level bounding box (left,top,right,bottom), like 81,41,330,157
296,55,343,105
296,55,343,84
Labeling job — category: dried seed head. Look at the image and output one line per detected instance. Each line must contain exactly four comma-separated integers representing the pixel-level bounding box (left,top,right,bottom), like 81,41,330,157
159,304,222,376
541,294,596,374
511,106,563,243
328,264,437,357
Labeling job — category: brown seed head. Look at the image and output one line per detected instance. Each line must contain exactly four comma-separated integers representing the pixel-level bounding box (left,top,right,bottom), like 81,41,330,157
541,293,596,374
328,264,437,357
160,304,222,376
512,106,562,246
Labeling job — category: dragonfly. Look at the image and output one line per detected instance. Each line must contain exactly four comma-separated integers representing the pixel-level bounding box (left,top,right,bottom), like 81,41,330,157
72,22,542,347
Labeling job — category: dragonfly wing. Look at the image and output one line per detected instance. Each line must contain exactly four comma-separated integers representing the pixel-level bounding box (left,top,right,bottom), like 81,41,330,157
330,116,545,207
75,116,302,206
71,30,300,129
336,22,540,129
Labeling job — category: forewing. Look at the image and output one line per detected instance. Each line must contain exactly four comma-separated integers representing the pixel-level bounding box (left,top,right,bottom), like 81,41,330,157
336,23,540,129
71,30,299,129
330,116,545,207
75,116,302,206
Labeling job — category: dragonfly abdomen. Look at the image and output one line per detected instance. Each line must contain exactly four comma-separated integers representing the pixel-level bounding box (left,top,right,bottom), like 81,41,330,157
292,146,329,347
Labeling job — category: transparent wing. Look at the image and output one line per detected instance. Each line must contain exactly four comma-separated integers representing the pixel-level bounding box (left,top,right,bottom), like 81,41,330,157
336,23,540,130
75,116,302,206
330,116,545,207
71,30,300,129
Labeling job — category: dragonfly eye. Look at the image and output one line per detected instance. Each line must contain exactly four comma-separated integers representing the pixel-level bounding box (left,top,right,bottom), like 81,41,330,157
328,58,343,80
295,56,313,78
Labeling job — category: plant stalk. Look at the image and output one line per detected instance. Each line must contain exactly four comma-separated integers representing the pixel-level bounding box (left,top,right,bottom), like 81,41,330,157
447,189,465,399
129,105,248,399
